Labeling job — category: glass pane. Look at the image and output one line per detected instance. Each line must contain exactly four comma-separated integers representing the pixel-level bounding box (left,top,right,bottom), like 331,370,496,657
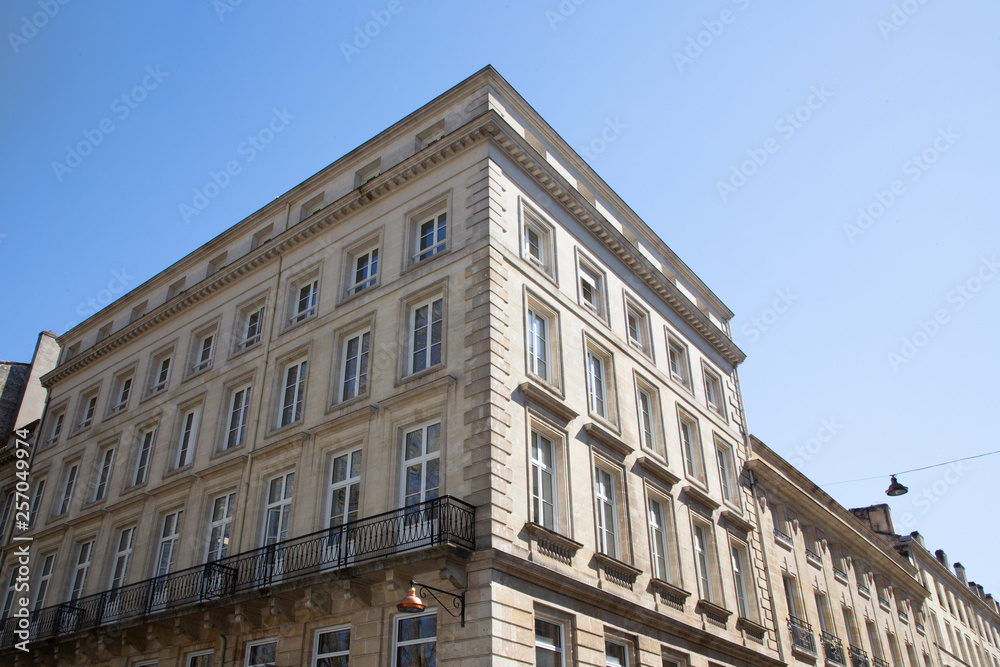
397,615,437,641
426,423,441,453
405,431,422,460
317,628,350,654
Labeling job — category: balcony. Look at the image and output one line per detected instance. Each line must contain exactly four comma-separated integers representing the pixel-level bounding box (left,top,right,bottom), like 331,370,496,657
850,645,871,667
806,547,823,567
857,582,871,597
0,496,475,650
774,528,793,548
898,610,909,624
833,566,849,584
822,632,846,665
789,616,817,655
915,621,925,635
873,657,890,667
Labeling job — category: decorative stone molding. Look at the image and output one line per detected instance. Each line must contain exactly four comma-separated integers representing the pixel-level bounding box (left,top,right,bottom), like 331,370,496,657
592,552,642,591
737,616,769,643
683,483,721,513
518,381,577,424
650,578,692,610
637,455,681,488
720,508,753,534
697,598,733,626
524,522,583,565
584,422,631,459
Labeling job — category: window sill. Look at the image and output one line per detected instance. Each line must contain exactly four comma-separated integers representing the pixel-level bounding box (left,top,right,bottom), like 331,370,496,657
591,552,641,590
210,443,247,462
697,599,733,626
519,380,577,424
524,522,582,564
325,392,371,417
228,340,262,362
162,462,196,481
282,313,318,335
402,247,452,277
338,281,381,308
649,578,691,608
182,365,213,384
398,363,447,388
737,616,768,641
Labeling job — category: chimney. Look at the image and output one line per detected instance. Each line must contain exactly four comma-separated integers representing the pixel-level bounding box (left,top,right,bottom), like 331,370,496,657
954,562,968,585
935,550,949,568
909,531,925,547
975,584,986,600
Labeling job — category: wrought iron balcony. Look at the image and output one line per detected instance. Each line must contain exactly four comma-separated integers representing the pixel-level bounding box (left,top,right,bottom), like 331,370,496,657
915,621,925,635
898,610,908,623
0,496,474,649
833,566,849,583
774,527,793,546
806,548,823,567
850,645,870,667
822,631,846,665
873,656,890,667
789,616,816,654
857,582,870,597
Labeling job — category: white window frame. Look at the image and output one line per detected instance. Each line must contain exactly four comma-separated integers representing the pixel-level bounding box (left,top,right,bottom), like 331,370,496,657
44,411,65,448
535,616,566,667
314,624,351,666
0,491,13,537
715,439,739,507
692,521,716,602
238,302,266,350
703,365,726,418
225,383,252,449
527,308,551,382
109,526,135,590
678,411,705,484
393,611,437,667
586,346,614,421
328,449,363,528
33,553,56,611
278,358,308,427
340,329,371,402
1,570,16,618
27,478,45,527
263,472,294,546
732,541,753,619
605,638,632,667
290,278,319,324
521,206,555,277
667,335,692,390
70,540,93,600
155,511,182,579
176,408,200,468
207,492,236,562
625,299,652,357
347,244,380,295
78,392,98,430
192,331,215,373
648,496,672,583
186,650,214,667
93,447,115,501
109,372,133,414
400,421,442,507
408,296,444,375
150,352,172,395
412,211,447,263
578,260,606,319
531,431,558,530
594,466,619,559
134,427,156,486
245,638,278,667
635,377,664,456
58,463,78,515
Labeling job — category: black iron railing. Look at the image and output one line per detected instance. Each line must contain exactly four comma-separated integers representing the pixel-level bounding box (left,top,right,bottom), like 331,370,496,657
873,656,890,667
850,645,871,667
857,582,870,596
898,610,908,623
774,528,793,544
915,621,925,634
822,631,846,665
833,566,848,581
805,548,823,566
0,496,474,649
789,616,816,653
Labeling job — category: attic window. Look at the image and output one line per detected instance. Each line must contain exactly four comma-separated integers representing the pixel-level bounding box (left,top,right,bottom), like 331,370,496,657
355,159,381,188
251,224,273,251
64,342,81,362
96,322,113,342
130,301,148,323
167,278,186,300
416,120,445,150
299,193,325,223
207,252,227,277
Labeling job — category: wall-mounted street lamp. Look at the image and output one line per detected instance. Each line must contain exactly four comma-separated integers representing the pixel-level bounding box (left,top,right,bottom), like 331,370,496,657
885,475,909,497
397,580,466,627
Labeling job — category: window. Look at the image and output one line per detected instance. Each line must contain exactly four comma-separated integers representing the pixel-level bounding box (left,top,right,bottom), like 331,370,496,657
207,493,236,561
586,348,608,419
667,336,692,389
176,408,200,468
606,639,631,667
187,650,214,667
33,553,56,610
150,352,172,395
340,331,371,401
129,301,147,323
70,540,93,600
328,450,362,528
109,373,133,414
96,321,113,341
648,497,672,582
625,301,651,356
693,522,715,601
225,384,252,449
246,639,277,667
208,251,227,277
134,428,156,485
784,576,800,618
192,332,215,373
93,447,115,501
44,411,64,447
733,544,753,619
263,473,294,545
715,441,739,506
703,367,726,418
1,570,16,618
355,159,380,188
526,309,550,381
413,211,447,262
635,379,663,455
535,618,565,667
401,423,441,507
844,608,860,647
408,297,444,374
279,359,308,426
678,412,705,483
347,245,379,294
109,527,135,590
290,279,319,324
155,511,182,578
522,208,554,276
416,119,445,150
394,612,436,666
238,303,265,350
27,478,45,527
867,621,885,660
594,467,619,559
300,192,326,220
314,625,350,667
531,431,557,530
168,277,186,300
0,491,12,537
58,463,78,514
78,392,98,430
578,261,605,318
250,224,273,251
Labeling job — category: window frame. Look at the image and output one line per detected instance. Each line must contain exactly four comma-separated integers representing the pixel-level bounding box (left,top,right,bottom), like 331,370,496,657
577,256,607,320
647,494,676,584
186,649,214,667
345,241,381,296
526,307,552,383
411,209,448,264
42,409,65,449
702,364,727,419
585,339,617,424
313,624,351,666
666,333,693,391
731,539,757,621
75,388,100,432
406,294,445,376
175,406,201,469
133,426,157,486
58,462,79,515
262,471,295,546
235,296,267,352
524,293,563,390
605,637,633,667
277,356,309,428
245,638,278,667
534,616,566,667
328,448,363,528
338,328,372,403
33,552,56,611
206,492,237,562
70,539,94,600
399,420,442,508
624,296,653,358
223,381,253,450
530,430,558,531
189,325,218,376
594,464,623,560
148,347,174,396
714,437,740,508
634,375,665,457
392,610,437,667
92,446,116,502
27,477,45,527
289,276,320,325
677,410,706,485
520,202,557,279
108,369,135,415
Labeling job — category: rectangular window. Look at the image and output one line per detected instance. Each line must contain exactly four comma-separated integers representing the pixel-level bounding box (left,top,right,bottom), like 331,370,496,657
348,246,379,294
595,467,618,559
625,302,651,355
703,367,726,417
226,385,252,449
394,612,436,666
314,626,350,666
45,412,64,447
0,492,13,537
59,463,78,514
33,553,56,611
109,527,135,590
587,350,607,418
693,523,714,601
207,493,236,561
94,448,115,501
341,331,371,401
401,423,441,507
280,359,308,426
679,412,704,482
733,545,751,618
579,263,605,317
193,333,215,373
134,428,156,485
240,305,265,349
648,498,671,582
716,442,738,505
110,374,133,414
291,279,319,323
667,337,691,389
151,354,172,394
187,650,214,667
71,540,94,600
414,212,447,262
328,450,362,527
28,478,45,527
606,639,630,667
522,212,554,276
784,576,800,618
156,511,182,578
527,309,550,381
1,570,15,618
176,409,199,468
263,473,294,545
246,639,277,667
535,618,564,667
531,432,557,530
635,379,664,455
409,297,443,374
79,394,98,429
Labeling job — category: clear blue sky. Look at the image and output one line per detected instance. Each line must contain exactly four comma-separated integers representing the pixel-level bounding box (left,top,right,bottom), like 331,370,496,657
2,1,998,594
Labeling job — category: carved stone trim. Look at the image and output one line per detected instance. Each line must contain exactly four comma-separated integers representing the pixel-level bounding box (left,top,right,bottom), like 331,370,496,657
592,552,642,591
683,483,721,512
720,508,753,534
649,578,692,607
524,522,583,565
637,455,681,488
737,616,768,641
584,422,631,459
697,598,733,625
519,381,577,424
312,405,380,437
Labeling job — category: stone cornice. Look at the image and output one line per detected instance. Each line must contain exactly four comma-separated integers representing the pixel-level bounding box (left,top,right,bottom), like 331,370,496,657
636,455,682,488
584,422,631,459
518,381,577,424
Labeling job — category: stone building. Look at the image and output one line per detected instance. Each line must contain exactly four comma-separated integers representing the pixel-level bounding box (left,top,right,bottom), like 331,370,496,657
0,67,781,666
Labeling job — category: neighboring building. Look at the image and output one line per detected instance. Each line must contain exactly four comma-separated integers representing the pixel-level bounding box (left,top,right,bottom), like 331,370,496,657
850,506,1000,667
0,67,781,667
748,437,937,667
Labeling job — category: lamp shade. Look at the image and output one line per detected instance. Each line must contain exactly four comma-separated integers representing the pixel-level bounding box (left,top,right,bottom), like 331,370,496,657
397,587,426,613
